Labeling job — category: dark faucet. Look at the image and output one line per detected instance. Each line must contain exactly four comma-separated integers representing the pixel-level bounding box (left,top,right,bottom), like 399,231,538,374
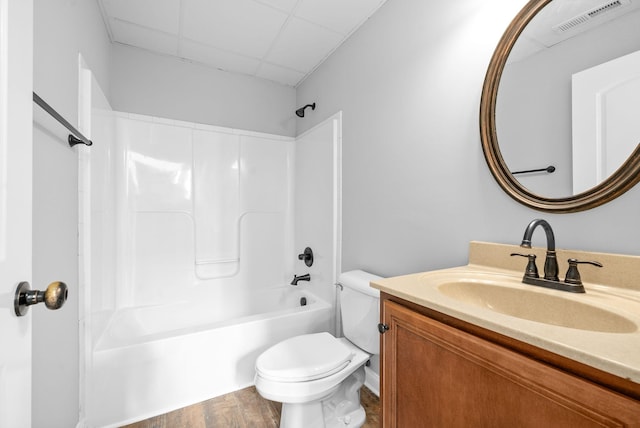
520,219,559,281
512,219,602,293
291,274,310,286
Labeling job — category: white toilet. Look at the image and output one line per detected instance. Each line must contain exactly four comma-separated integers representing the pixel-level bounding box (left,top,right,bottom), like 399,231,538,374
254,270,382,428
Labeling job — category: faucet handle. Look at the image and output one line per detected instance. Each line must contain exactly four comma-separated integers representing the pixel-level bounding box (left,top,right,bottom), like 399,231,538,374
564,258,603,286
510,253,539,278
297,247,314,267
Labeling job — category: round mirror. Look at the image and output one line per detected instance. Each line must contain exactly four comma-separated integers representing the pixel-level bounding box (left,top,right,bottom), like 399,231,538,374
480,0,640,212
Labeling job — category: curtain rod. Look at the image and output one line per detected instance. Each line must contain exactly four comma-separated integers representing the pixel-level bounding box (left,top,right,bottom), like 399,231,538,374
32,92,93,147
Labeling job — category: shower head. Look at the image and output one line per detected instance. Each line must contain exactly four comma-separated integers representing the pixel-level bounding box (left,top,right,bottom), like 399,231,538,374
295,103,316,118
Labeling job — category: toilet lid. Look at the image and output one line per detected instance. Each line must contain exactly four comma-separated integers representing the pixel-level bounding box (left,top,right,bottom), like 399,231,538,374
256,332,354,382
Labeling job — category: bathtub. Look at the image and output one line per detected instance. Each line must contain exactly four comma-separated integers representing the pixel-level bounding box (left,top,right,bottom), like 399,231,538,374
86,287,333,428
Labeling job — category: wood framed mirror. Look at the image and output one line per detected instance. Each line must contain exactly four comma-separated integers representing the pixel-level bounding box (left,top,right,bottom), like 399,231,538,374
480,0,640,213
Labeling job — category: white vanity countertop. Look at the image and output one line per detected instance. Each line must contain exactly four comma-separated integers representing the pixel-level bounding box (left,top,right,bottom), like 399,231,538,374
370,241,640,385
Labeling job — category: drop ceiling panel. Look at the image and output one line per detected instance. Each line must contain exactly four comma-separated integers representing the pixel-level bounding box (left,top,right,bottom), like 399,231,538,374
182,0,289,58
98,0,389,86
254,0,298,14
267,18,343,72
102,0,180,34
294,0,384,34
180,39,261,75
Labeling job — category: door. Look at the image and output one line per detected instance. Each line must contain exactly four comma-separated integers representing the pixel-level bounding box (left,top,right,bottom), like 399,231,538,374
0,0,34,427
572,49,640,194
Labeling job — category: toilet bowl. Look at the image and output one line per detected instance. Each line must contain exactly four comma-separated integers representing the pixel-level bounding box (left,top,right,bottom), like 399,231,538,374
254,270,382,428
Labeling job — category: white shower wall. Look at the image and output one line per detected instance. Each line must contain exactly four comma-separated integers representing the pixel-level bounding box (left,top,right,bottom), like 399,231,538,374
94,113,297,311
86,106,342,313
293,113,342,306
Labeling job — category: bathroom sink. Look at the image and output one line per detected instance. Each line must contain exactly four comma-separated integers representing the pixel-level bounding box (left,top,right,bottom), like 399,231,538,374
371,242,640,384
438,280,637,333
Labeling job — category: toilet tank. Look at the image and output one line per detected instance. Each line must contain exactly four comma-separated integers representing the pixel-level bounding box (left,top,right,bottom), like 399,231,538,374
338,270,382,354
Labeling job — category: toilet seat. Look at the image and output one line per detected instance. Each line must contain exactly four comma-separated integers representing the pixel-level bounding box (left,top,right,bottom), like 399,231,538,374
256,332,354,382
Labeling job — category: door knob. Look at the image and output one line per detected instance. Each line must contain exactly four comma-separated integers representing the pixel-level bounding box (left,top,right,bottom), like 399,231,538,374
14,281,68,317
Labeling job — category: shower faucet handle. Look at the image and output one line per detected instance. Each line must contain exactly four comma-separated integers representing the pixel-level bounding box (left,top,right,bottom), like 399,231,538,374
297,247,314,267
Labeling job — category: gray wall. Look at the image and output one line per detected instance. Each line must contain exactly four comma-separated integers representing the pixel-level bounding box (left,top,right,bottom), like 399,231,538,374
296,0,640,278
33,0,111,426
110,45,297,137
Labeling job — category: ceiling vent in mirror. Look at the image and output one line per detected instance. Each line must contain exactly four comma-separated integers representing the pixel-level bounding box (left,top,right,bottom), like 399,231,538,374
553,0,629,33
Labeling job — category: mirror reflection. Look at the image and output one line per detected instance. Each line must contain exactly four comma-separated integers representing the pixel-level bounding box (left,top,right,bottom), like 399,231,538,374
496,0,640,198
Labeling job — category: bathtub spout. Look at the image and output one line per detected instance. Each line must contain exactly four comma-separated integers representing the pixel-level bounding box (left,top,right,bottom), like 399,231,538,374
291,274,311,285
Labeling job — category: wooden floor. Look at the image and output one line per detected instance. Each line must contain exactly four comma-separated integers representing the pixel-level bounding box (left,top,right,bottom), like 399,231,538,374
122,386,380,428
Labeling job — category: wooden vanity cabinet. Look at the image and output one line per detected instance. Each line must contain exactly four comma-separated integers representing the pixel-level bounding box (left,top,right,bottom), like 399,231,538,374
380,296,640,427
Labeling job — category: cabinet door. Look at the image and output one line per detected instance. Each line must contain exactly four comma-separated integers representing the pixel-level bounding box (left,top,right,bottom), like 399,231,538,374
381,300,640,427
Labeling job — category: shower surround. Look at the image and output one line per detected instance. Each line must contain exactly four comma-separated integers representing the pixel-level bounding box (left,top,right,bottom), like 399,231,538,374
79,72,341,427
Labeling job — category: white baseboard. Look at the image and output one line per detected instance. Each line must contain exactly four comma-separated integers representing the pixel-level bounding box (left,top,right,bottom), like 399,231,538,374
364,366,379,397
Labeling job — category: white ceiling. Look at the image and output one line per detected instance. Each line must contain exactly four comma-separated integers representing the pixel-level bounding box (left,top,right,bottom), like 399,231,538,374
508,0,640,63
98,0,388,87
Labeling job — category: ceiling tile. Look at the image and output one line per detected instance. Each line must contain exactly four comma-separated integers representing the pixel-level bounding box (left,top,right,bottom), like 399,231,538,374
255,63,306,86
98,0,388,87
180,39,261,75
253,0,299,14
295,0,384,34
266,17,343,72
101,0,181,34
182,0,289,58
111,19,179,56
